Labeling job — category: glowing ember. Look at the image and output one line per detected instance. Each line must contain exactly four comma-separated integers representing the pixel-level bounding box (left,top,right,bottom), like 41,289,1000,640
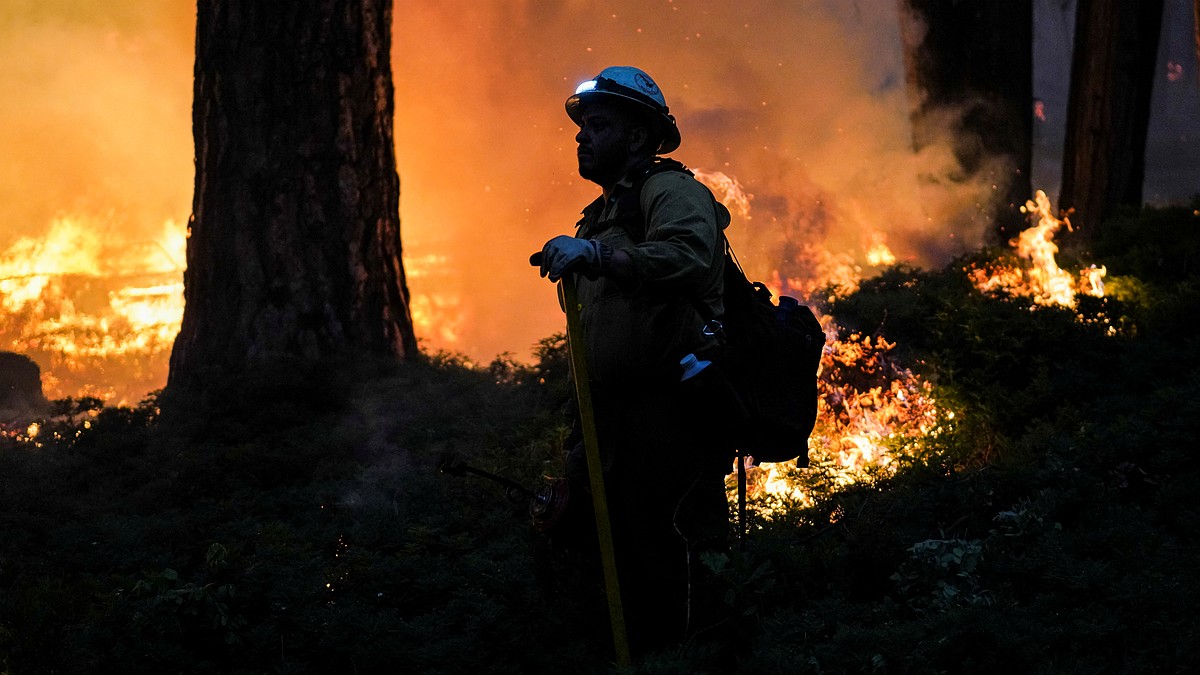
0,215,185,404
1166,60,1184,82
1081,264,1107,298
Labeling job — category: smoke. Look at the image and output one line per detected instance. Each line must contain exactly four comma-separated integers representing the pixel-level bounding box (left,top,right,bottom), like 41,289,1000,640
0,2,194,245
2,0,1016,387
393,0,1002,362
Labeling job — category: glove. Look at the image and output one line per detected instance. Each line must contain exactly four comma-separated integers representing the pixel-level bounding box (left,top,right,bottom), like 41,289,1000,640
539,235,604,281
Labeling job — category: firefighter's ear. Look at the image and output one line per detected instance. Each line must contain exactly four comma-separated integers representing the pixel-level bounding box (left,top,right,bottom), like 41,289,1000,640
628,125,649,154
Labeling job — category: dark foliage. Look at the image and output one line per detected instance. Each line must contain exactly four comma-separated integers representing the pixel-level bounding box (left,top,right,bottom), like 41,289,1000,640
2,205,1199,673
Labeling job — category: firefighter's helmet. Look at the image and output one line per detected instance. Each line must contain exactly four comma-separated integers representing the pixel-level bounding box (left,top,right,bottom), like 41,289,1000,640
565,66,680,154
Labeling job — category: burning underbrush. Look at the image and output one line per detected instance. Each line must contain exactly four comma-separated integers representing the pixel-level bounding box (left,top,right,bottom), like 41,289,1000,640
2,201,1198,673
965,190,1108,310
733,189,1123,524
0,188,1120,521
739,324,950,519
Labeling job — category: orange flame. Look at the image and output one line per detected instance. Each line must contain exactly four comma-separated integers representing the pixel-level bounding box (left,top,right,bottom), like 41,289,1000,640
742,325,946,512
693,169,753,221
405,253,467,349
865,232,897,267
1016,190,1076,306
739,188,1118,518
967,189,1107,309
690,168,950,515
0,216,184,404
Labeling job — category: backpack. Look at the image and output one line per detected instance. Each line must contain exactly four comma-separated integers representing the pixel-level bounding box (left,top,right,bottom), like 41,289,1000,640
628,159,824,467
704,245,824,466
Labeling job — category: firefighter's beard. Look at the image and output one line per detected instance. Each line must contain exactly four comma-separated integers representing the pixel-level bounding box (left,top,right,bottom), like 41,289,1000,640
577,149,638,190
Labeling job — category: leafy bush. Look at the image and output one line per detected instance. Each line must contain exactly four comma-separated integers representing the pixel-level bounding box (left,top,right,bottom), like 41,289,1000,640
3,205,1199,673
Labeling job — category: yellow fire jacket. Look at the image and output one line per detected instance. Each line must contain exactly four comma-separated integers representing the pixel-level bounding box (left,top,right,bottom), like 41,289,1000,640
572,164,730,384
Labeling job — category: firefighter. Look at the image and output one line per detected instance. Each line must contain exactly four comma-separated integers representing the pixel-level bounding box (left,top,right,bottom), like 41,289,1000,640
537,66,733,657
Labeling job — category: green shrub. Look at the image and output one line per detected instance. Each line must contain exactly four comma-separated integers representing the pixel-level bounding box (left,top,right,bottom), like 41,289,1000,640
3,205,1200,672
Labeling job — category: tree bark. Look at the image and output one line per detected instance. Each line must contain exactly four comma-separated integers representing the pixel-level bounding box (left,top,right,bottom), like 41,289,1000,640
898,0,1034,242
1059,0,1165,233
1194,0,1199,87
169,0,416,390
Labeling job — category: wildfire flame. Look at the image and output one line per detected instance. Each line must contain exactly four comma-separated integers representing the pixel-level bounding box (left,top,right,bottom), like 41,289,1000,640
739,188,1115,518
693,169,753,221
865,232,897,267
1015,190,1076,306
405,253,467,349
742,323,946,513
690,170,950,516
1,183,1094,526
967,189,1107,309
0,216,185,404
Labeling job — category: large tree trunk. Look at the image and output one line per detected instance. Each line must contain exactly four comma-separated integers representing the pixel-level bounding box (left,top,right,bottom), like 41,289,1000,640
169,0,417,391
1059,0,1165,233
1194,0,1199,86
898,0,1034,242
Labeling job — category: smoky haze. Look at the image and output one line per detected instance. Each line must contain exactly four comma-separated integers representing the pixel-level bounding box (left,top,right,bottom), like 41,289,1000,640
395,0,1001,362
0,2,194,246
3,1,1194,378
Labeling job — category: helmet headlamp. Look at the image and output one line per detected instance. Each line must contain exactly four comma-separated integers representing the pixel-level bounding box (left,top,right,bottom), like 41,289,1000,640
565,66,681,153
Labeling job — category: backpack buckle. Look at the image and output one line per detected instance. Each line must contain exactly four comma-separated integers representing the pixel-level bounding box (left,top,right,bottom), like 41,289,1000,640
702,319,726,343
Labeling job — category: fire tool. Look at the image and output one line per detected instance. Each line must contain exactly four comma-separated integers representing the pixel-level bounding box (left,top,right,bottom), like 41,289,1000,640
524,252,630,666
560,271,631,666
436,457,571,532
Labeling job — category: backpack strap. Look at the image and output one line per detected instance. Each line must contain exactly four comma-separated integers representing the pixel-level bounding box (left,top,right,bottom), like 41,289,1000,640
630,156,693,190
613,157,694,238
616,157,737,334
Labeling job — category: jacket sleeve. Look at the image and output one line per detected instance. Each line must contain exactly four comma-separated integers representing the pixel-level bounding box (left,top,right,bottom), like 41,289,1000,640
623,171,727,293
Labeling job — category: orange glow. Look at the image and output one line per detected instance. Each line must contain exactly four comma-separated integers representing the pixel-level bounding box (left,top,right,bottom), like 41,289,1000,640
393,2,1003,367
1016,190,1076,306
0,216,184,404
693,169,753,221
405,253,468,350
865,233,897,266
743,323,947,512
693,172,950,512
4,2,1017,402
967,189,1107,310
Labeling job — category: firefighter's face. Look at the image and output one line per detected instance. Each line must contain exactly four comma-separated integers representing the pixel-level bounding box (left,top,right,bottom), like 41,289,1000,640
575,101,648,188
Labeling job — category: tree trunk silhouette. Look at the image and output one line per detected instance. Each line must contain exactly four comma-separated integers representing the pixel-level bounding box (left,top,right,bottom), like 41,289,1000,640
898,0,1034,242
169,0,416,391
1194,0,1200,87
1059,0,1165,234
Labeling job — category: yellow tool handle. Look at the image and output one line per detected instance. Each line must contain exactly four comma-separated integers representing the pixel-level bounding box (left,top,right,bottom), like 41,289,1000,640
561,273,631,667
